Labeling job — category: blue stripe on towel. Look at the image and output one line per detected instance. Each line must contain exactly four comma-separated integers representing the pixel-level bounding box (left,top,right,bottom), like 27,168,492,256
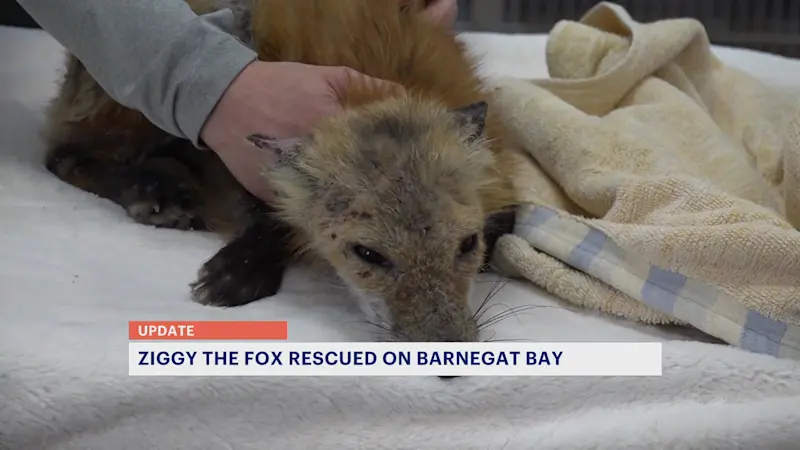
567,228,607,271
640,266,687,315
526,206,558,228
505,205,800,361
740,310,788,357
513,206,556,238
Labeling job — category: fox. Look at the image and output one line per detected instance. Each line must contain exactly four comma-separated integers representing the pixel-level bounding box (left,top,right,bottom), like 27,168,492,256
42,0,522,342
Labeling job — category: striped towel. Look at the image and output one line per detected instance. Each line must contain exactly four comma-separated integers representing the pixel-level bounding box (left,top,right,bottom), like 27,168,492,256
488,2,800,360
494,205,800,360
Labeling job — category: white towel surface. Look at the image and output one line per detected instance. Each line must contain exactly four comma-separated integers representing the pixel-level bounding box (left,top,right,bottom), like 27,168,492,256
2,25,800,450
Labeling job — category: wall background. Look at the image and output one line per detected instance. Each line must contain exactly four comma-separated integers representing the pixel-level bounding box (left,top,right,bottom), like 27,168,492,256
2,1,799,57
454,0,800,58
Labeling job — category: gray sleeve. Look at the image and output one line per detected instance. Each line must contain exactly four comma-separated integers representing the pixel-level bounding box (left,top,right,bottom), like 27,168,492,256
17,0,258,147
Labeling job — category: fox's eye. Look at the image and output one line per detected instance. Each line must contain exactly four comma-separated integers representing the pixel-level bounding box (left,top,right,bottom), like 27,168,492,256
353,245,392,267
458,234,479,255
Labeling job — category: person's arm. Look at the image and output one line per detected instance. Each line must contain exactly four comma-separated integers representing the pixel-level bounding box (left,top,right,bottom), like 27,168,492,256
17,0,257,147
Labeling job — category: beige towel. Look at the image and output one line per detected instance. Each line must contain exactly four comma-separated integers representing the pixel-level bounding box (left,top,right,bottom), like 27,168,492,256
489,2,800,340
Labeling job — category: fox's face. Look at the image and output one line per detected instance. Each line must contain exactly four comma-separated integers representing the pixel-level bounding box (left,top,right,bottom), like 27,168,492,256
249,97,501,342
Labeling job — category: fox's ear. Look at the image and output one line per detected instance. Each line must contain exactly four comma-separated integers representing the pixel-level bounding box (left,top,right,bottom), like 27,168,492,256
246,134,302,165
451,101,488,142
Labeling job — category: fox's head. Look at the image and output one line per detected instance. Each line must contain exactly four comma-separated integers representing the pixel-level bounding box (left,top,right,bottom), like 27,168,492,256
249,97,512,342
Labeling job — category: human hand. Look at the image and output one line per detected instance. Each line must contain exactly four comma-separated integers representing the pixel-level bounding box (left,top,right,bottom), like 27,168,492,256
200,60,402,202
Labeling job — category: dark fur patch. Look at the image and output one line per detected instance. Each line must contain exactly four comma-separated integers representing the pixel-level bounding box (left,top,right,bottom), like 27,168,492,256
325,195,353,214
46,142,206,230
191,210,293,307
353,116,422,174
479,206,518,271
120,172,206,230
349,211,373,220
369,116,419,143
452,101,488,142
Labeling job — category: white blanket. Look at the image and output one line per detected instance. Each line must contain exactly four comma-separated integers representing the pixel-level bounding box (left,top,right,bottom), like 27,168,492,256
2,25,800,450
